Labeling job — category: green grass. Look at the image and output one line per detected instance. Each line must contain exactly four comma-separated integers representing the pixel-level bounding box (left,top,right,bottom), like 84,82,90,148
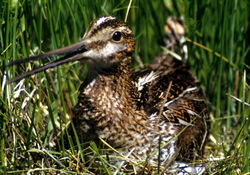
1,0,250,174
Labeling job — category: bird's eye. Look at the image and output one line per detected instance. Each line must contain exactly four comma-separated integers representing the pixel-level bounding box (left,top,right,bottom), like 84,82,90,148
112,31,122,41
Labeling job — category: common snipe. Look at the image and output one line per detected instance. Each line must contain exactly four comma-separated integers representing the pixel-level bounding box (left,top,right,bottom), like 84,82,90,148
8,16,209,174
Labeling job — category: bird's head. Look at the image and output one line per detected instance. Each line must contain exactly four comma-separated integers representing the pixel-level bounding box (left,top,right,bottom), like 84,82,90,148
7,16,135,82
83,16,135,65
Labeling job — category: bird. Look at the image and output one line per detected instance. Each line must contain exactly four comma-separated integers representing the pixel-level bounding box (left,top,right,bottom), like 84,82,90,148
8,16,209,174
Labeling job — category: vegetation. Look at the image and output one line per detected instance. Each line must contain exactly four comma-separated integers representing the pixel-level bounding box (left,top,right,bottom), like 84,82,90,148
0,0,249,174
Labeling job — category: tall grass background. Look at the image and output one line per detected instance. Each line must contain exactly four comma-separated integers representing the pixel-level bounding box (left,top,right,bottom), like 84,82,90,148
0,0,249,174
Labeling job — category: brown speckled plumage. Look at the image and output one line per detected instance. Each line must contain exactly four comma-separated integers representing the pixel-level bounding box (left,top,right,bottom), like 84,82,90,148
71,17,209,168
9,16,209,173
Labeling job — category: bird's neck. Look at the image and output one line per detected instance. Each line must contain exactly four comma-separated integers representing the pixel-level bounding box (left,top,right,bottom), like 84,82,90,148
76,55,150,147
82,56,137,113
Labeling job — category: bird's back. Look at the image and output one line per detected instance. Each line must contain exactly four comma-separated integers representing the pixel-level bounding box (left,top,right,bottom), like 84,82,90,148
132,17,209,161
133,53,209,162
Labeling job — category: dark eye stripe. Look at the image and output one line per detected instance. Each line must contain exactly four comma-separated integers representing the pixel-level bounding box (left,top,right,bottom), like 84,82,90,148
88,40,106,49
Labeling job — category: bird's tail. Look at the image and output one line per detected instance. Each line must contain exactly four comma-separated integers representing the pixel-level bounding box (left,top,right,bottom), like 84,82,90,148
164,17,188,61
150,17,189,71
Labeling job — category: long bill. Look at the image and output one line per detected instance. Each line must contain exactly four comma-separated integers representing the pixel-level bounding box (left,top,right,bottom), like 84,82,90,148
7,40,88,83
